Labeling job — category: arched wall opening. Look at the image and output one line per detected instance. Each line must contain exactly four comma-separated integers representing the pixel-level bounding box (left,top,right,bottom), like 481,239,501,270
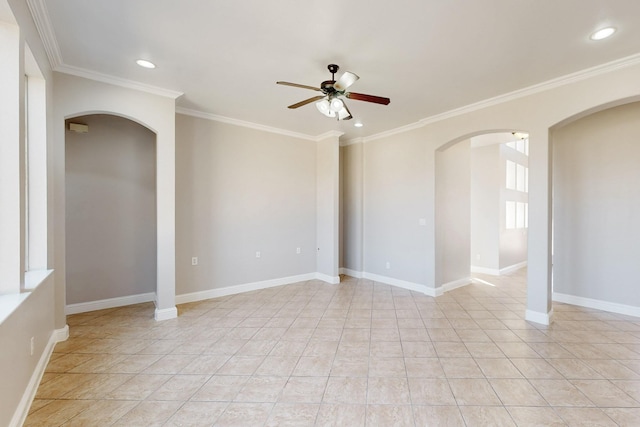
64,114,157,311
550,100,640,315
53,72,178,323
435,129,530,291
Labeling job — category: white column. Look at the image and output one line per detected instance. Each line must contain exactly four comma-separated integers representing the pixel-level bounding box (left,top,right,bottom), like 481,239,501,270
526,128,553,324
316,131,342,284
154,121,178,320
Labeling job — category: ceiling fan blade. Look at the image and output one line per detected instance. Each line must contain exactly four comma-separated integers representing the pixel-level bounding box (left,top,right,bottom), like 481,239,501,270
346,92,390,105
333,71,359,91
287,95,326,109
277,81,322,92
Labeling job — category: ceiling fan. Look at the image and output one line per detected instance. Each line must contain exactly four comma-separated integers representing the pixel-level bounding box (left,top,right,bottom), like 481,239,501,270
277,64,390,121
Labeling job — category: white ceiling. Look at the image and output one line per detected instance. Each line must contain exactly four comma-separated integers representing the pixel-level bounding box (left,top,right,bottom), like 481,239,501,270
35,0,640,140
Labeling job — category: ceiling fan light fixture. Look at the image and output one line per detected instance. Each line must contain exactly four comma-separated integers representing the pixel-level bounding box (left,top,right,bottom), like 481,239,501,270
278,64,390,121
316,99,336,117
330,98,344,112
334,71,360,91
337,107,352,120
354,122,363,127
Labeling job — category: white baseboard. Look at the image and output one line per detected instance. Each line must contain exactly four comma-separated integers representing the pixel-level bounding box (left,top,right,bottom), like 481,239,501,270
65,292,156,315
553,292,640,318
441,277,472,292
175,273,317,305
339,268,364,279
10,325,69,427
471,261,527,276
525,308,553,325
53,324,70,342
154,306,178,321
500,261,528,275
315,273,340,284
362,272,440,297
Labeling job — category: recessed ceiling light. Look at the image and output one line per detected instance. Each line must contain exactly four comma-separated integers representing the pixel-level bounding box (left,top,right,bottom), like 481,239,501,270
136,59,156,69
590,27,616,41
354,122,363,128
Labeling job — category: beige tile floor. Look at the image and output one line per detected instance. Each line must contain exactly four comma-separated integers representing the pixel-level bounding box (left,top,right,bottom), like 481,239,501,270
25,269,640,426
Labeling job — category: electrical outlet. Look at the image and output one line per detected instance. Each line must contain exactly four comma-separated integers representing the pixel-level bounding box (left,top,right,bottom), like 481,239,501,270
256,251,261,258
296,247,301,254
191,257,198,265
386,261,391,269
476,254,481,261
30,337,34,356
419,218,426,226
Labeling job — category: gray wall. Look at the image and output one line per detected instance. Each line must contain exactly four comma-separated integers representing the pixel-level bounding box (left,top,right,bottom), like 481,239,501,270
553,101,640,306
435,140,471,285
175,114,317,295
363,131,432,284
340,143,364,272
65,114,157,304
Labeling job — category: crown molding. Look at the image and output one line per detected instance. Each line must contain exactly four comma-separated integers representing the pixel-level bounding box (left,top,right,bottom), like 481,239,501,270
27,0,62,69
361,121,425,143
56,64,183,99
362,52,640,143
176,107,318,141
315,130,344,141
419,52,640,126
341,137,364,146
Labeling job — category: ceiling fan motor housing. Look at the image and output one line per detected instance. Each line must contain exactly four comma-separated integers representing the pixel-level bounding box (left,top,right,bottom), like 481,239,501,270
321,80,337,94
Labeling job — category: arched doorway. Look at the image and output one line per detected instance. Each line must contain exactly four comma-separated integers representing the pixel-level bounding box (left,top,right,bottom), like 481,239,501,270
434,130,530,291
64,114,157,313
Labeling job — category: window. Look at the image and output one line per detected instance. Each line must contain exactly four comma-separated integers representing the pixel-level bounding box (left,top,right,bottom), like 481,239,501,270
507,138,529,156
506,201,528,230
506,160,528,193
0,30,47,294
503,138,529,231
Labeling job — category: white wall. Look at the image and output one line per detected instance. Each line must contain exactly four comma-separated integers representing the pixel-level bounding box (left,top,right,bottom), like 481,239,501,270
553,101,640,307
435,140,471,286
500,144,528,270
175,114,318,295
470,144,500,270
1,0,60,425
469,139,528,274
0,273,55,427
65,114,156,305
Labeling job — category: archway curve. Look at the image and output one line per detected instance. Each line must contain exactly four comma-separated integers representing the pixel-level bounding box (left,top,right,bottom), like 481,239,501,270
65,110,159,135
436,128,530,152
550,95,640,131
